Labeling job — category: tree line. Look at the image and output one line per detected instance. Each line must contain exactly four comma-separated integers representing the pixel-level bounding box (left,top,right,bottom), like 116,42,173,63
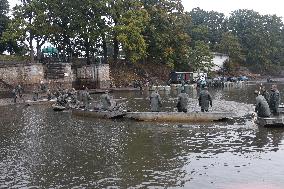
1,0,284,73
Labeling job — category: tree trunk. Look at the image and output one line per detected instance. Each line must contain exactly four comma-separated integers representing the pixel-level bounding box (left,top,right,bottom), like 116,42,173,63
85,40,90,65
113,17,119,64
102,33,108,64
113,35,119,64
29,36,34,63
28,13,34,63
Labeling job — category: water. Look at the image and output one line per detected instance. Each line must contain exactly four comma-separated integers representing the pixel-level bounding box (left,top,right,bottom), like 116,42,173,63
1,83,284,188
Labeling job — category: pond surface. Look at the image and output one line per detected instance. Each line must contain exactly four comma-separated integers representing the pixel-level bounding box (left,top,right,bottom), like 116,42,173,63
1,83,284,188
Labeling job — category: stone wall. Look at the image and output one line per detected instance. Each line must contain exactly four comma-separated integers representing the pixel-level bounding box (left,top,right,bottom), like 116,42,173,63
0,62,110,91
0,63,44,89
0,63,73,91
45,63,73,90
75,64,110,89
94,64,110,88
77,65,94,79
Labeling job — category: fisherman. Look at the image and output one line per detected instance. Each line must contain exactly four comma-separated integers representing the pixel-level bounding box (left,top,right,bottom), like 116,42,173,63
198,86,212,112
16,84,23,98
100,91,117,111
254,90,271,117
12,88,17,103
40,80,47,93
56,92,65,106
269,84,280,115
200,76,207,88
82,87,92,109
177,89,189,113
33,86,39,101
260,86,269,103
46,89,52,101
149,89,162,112
70,88,79,108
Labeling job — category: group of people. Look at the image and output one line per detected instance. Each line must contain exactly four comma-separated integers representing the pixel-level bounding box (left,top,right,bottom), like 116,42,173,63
149,86,212,113
14,82,281,116
55,87,120,111
254,84,281,117
11,85,23,103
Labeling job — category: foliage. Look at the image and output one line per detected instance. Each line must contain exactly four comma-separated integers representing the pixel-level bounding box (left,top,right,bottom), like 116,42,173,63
228,9,284,71
189,40,213,72
3,0,284,75
216,31,244,63
0,0,10,53
115,4,149,63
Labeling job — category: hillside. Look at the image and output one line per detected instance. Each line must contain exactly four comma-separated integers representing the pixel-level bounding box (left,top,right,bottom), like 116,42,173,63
109,61,172,87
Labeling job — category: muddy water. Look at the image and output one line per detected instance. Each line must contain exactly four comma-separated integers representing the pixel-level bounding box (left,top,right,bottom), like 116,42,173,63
1,83,284,188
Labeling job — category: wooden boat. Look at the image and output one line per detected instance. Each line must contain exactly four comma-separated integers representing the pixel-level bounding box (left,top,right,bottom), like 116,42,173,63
111,87,141,91
278,104,284,113
256,115,284,127
72,109,127,119
89,89,113,94
25,99,56,106
52,104,66,111
125,111,235,122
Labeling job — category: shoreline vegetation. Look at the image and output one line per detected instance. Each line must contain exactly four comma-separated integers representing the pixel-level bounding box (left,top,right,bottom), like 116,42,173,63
0,1,284,75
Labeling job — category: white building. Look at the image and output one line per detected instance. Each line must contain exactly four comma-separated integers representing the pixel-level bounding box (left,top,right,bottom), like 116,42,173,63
211,52,229,71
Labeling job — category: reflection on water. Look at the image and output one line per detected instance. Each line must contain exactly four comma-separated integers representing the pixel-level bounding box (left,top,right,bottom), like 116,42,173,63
1,84,284,188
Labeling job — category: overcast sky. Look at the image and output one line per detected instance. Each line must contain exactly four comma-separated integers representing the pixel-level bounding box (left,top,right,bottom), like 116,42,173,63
7,0,284,18
182,0,284,18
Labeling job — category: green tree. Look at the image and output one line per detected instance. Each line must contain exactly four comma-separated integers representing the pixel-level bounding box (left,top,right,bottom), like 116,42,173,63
187,7,227,50
142,0,191,69
228,9,284,72
216,31,243,62
0,0,10,53
189,40,213,72
2,0,51,61
116,7,149,63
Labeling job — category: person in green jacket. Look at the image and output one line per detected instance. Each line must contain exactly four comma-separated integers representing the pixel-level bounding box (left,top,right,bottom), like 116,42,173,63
254,90,271,117
150,90,162,112
198,86,212,112
269,85,280,115
177,89,189,113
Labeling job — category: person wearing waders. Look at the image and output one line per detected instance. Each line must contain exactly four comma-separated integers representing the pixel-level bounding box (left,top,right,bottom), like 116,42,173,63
177,89,189,113
100,91,117,111
150,90,162,112
12,88,17,103
260,86,270,103
82,87,92,110
198,86,212,112
269,84,280,115
254,90,271,117
16,84,23,98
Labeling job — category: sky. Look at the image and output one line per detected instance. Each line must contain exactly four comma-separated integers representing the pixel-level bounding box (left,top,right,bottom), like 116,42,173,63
7,0,284,18
181,0,284,18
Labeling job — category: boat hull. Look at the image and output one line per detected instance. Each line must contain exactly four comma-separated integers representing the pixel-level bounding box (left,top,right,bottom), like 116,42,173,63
125,112,235,122
256,116,284,127
26,99,56,106
52,104,66,111
72,109,126,119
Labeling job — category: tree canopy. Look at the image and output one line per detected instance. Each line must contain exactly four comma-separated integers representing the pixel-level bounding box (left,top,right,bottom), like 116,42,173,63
2,1,284,74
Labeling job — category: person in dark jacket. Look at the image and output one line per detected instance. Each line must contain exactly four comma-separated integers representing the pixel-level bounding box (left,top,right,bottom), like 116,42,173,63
260,86,270,103
16,84,23,98
198,86,212,112
255,90,271,117
82,87,92,109
150,90,162,112
177,90,189,113
269,85,280,115
12,88,17,103
100,91,117,111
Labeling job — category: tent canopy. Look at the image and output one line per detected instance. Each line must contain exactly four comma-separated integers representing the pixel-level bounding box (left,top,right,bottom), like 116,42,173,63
42,46,58,54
